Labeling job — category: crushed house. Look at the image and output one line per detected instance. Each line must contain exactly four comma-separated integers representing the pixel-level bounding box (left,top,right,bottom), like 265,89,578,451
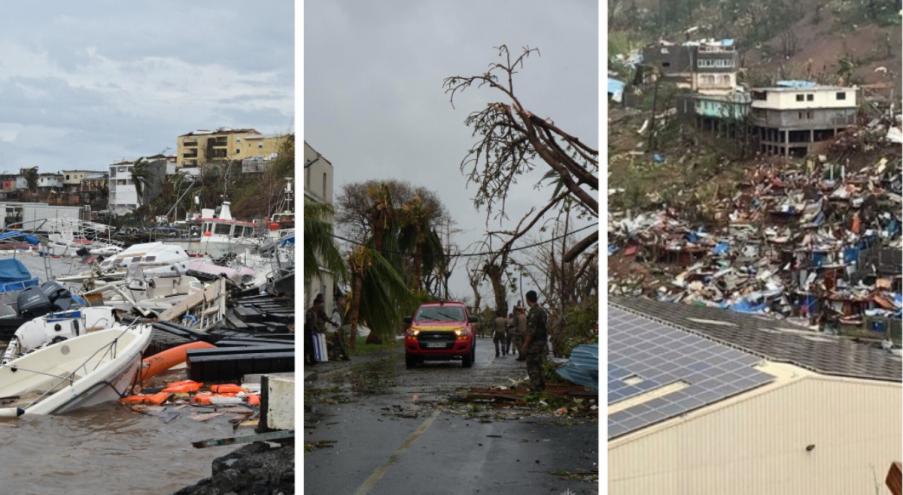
750,81,858,157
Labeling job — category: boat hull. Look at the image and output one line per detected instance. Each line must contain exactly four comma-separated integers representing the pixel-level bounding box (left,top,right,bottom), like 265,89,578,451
0,325,152,415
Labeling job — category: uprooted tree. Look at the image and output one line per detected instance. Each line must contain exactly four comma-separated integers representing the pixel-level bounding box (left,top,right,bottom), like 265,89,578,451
443,45,598,265
444,45,598,324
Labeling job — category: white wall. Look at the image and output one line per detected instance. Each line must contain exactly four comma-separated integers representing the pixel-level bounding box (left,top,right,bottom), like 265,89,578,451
753,88,857,110
609,367,902,495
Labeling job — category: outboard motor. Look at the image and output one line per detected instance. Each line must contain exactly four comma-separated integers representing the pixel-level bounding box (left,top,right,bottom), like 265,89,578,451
40,281,75,311
17,287,53,319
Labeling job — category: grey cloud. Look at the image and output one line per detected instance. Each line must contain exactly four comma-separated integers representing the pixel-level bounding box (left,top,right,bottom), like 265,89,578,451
305,0,597,300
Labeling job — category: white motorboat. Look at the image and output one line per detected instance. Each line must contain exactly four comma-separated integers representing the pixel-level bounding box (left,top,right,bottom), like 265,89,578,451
0,324,151,416
1,307,116,365
97,242,189,277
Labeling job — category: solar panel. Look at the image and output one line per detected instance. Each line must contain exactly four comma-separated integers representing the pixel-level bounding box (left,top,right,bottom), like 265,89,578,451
608,306,775,440
611,297,903,382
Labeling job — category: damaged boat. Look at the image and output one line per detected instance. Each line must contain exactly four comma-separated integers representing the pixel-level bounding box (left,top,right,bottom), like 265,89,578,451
0,324,152,416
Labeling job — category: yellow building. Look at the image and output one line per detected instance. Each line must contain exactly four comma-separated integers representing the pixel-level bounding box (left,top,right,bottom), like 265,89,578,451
608,298,902,495
176,128,289,167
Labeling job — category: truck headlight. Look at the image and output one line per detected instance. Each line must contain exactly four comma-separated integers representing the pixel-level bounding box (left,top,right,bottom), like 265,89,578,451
454,328,466,337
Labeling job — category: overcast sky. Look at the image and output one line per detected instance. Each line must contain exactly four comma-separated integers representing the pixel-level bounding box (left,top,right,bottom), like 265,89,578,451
0,1,293,173
305,0,598,303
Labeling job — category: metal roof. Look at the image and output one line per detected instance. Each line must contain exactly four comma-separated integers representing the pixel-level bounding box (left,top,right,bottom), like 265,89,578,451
611,297,902,382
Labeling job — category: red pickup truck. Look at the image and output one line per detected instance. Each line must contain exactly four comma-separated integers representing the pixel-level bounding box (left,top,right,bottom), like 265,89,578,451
404,301,477,369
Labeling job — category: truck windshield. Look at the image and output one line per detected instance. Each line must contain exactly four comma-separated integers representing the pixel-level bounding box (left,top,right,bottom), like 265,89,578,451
415,306,465,322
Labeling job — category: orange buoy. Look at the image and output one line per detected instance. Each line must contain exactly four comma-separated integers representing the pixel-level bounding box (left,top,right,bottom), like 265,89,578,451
162,380,203,393
140,341,215,381
246,394,261,406
192,392,213,405
120,391,172,406
209,384,245,394
145,392,172,406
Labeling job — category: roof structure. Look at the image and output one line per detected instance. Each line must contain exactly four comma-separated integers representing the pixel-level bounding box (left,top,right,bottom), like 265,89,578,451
611,297,903,382
179,128,259,137
608,304,774,439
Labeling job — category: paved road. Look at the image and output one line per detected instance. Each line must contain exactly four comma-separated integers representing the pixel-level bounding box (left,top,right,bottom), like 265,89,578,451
304,337,598,494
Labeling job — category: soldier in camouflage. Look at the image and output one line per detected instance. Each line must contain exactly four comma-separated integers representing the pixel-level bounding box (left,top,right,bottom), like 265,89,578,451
520,290,547,393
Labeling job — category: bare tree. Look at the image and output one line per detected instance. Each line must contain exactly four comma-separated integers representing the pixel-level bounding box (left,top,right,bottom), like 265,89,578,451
780,30,798,59
444,45,598,262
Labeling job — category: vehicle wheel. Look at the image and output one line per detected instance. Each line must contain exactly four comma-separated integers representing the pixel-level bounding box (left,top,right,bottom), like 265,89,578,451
406,355,417,369
462,347,474,368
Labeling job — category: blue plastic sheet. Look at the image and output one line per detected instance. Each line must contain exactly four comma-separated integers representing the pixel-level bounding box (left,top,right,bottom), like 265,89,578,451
0,259,33,283
555,344,598,390
730,299,766,314
843,247,860,264
712,242,730,255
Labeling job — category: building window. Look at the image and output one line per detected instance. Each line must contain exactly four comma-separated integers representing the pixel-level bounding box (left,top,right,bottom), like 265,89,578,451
836,92,846,100
796,94,804,102
322,172,327,198
806,94,814,101
807,111,813,118
235,149,240,154
798,111,804,119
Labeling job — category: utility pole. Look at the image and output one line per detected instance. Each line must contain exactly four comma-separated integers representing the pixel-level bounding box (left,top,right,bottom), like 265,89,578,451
648,70,660,153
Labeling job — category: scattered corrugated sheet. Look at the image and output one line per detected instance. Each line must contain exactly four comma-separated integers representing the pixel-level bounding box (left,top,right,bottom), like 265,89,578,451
555,344,598,390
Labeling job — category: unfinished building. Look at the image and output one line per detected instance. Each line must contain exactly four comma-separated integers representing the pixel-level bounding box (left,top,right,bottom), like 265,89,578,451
750,83,858,157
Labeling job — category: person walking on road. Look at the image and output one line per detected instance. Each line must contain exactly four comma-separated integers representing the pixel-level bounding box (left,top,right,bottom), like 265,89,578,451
493,310,508,357
504,311,514,356
513,303,527,361
520,290,548,392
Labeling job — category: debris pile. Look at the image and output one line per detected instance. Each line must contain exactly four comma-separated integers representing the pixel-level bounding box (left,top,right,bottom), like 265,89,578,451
609,154,902,341
121,379,261,426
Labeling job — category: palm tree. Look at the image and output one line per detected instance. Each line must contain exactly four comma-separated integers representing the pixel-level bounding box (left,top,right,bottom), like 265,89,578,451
303,198,346,285
398,194,445,294
347,245,414,347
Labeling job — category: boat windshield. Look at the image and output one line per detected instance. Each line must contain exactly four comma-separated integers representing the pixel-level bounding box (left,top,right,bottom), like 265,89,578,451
214,223,231,236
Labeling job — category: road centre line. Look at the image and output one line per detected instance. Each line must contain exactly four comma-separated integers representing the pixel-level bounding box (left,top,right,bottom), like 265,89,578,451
352,408,443,495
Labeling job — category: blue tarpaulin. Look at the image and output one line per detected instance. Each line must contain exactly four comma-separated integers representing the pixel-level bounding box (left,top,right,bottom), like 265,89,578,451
555,344,598,390
608,78,625,102
712,242,730,255
0,259,33,283
729,299,767,314
0,230,40,245
0,258,38,293
843,247,860,265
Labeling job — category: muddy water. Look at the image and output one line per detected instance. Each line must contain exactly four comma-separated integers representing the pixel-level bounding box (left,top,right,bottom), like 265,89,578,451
0,404,237,494
0,254,238,494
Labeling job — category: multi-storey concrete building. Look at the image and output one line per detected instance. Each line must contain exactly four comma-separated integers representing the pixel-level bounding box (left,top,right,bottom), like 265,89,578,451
176,128,289,167
642,39,737,91
304,141,336,314
750,82,858,157
108,160,138,215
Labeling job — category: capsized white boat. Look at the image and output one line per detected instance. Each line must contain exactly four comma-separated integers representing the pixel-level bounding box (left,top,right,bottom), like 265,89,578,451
0,324,151,416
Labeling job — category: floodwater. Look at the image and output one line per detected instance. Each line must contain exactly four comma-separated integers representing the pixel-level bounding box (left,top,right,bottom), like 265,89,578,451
0,401,237,494
0,253,235,495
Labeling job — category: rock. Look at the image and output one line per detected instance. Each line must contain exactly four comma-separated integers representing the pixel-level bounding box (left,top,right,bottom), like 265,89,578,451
174,442,294,495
